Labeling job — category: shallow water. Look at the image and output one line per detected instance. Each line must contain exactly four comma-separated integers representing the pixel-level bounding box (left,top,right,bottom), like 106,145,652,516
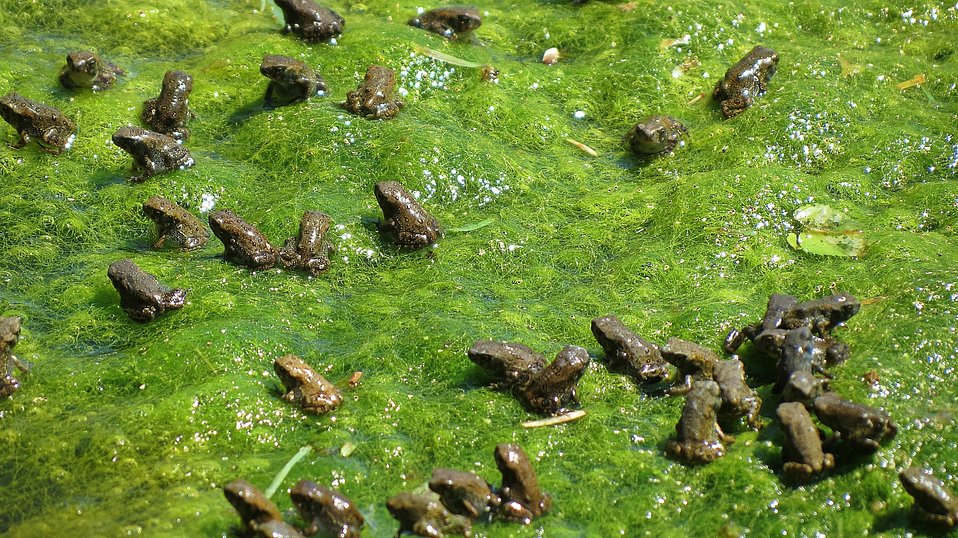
1,0,957,536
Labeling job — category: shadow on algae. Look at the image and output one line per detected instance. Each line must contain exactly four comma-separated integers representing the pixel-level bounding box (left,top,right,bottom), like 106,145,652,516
1,0,957,536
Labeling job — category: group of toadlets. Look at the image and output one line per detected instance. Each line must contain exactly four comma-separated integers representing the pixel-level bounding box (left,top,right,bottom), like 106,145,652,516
254,291,957,534
0,0,498,170
239,356,552,537
5,288,957,534
725,293,896,481
105,177,441,324
4,0,957,533
0,0,488,180
223,443,550,537
1,0,779,176
466,293,889,477
462,292,958,530
624,43,780,160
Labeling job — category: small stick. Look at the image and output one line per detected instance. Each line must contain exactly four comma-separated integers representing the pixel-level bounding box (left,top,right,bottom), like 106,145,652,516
896,73,926,90
687,92,705,105
11,355,29,372
566,138,598,157
264,445,312,499
522,410,586,428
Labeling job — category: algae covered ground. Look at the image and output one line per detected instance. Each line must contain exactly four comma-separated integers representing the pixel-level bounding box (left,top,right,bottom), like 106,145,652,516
1,0,957,536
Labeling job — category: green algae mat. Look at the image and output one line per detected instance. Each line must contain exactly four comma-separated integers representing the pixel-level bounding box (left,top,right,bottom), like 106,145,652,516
2,0,958,536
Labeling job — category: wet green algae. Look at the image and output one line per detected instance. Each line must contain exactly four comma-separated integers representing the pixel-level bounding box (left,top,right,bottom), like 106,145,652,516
1,0,958,536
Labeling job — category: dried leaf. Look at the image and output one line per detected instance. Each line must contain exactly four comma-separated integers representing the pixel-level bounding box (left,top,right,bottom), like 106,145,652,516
659,35,691,48
896,73,926,90
837,54,860,77
347,371,363,388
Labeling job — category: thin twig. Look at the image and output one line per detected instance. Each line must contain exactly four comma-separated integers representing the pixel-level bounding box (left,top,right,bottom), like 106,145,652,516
566,138,598,157
522,410,587,428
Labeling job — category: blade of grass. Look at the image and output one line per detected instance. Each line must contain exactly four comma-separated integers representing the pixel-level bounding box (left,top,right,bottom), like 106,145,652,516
448,218,495,232
411,44,485,68
264,445,312,499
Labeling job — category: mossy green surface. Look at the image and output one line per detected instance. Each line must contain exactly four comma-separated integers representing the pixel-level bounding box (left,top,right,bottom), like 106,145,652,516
1,0,957,536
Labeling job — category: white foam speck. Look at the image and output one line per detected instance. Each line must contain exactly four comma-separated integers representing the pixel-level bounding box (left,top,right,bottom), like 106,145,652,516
199,193,217,213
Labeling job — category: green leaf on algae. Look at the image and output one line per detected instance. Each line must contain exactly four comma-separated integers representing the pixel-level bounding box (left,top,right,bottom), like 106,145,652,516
793,204,848,229
787,229,866,257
